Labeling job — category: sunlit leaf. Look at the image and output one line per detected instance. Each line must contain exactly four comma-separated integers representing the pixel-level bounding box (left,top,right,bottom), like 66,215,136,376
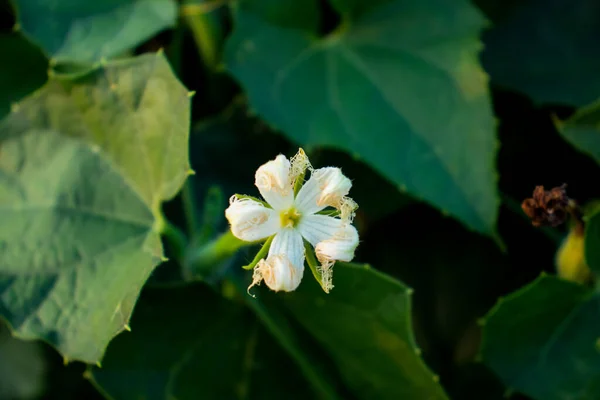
0,52,190,363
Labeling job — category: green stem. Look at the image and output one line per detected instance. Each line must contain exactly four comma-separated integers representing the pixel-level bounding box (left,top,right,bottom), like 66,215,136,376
242,235,274,270
197,185,225,244
161,220,188,263
184,231,247,278
181,179,200,239
165,16,184,77
181,1,223,71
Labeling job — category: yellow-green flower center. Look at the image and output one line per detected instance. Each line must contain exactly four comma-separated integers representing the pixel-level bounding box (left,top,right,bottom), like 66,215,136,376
280,207,302,228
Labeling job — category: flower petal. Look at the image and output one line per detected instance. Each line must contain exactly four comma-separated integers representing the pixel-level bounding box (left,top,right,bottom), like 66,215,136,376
268,227,305,271
255,154,294,210
293,171,323,214
297,214,344,247
294,167,351,214
315,223,359,265
249,229,305,292
225,196,279,242
252,254,302,292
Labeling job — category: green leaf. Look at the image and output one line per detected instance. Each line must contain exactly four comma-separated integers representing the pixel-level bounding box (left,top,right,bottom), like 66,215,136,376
0,32,48,118
584,207,600,275
480,275,600,400
224,0,499,235
276,263,448,399
13,0,177,63
91,282,319,400
0,322,46,400
555,99,600,169
309,149,416,222
481,0,600,107
230,273,342,400
0,52,191,363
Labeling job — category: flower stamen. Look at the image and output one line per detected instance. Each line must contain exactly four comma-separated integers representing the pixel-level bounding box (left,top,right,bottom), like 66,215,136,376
339,197,358,223
280,207,302,228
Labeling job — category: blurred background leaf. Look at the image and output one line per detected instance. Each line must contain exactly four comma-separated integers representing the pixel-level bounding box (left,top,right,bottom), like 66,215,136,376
555,99,600,169
0,321,46,400
585,208,600,275
0,32,47,118
92,282,322,400
12,0,177,64
482,0,600,107
480,275,600,400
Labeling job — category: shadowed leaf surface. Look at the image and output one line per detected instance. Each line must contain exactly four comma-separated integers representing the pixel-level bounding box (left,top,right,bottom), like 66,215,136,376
225,0,499,235
481,275,600,400
13,0,177,63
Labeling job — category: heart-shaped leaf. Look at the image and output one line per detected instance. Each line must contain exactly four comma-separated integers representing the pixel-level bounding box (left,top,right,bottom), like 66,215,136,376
261,263,449,399
224,0,499,235
0,52,190,363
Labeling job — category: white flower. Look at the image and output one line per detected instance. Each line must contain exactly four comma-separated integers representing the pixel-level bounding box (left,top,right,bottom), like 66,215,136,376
225,149,359,294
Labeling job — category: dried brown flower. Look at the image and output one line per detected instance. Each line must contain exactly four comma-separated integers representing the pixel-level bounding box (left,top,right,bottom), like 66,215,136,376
521,184,570,227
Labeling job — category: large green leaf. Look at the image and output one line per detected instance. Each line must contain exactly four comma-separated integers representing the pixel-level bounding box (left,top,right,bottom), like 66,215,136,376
555,99,600,169
480,275,600,400
0,52,191,363
0,32,48,118
91,282,318,400
224,0,499,235
263,263,448,400
13,0,177,63
481,0,600,107
230,272,342,400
